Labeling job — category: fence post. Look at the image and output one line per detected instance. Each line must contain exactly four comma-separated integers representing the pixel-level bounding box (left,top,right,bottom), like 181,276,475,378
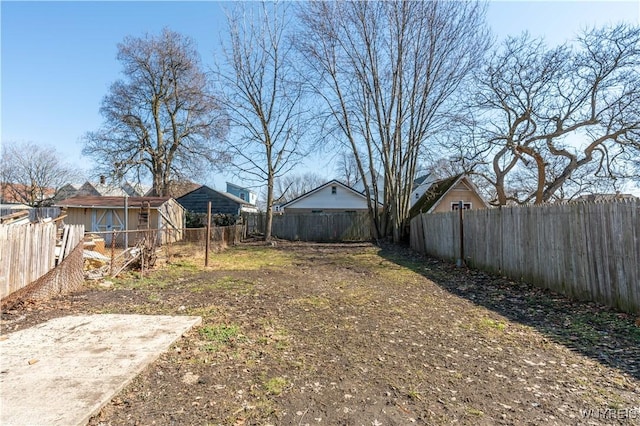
205,201,211,267
124,195,129,248
456,201,465,267
140,243,144,279
166,227,172,264
110,229,116,276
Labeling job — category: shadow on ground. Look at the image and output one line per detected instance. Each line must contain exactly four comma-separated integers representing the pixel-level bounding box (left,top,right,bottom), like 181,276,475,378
378,243,640,382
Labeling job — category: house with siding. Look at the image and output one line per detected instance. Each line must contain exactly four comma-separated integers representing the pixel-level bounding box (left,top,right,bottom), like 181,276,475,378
226,182,258,205
411,174,434,207
280,180,380,214
408,174,489,218
176,185,258,216
56,196,185,246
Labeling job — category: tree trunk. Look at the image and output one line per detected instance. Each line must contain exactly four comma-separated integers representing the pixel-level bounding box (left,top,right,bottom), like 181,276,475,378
264,170,274,242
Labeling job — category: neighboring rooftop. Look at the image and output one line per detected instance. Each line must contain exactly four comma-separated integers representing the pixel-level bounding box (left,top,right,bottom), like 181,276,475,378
56,196,172,208
409,174,463,217
572,193,639,203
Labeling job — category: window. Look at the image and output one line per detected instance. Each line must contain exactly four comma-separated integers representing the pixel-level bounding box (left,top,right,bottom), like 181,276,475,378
415,193,419,199
331,186,337,194
451,202,472,210
311,210,323,213
240,193,245,200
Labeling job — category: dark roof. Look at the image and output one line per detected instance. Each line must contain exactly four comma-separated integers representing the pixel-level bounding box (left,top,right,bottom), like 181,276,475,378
179,185,250,205
408,174,462,218
56,196,172,209
176,185,250,215
413,174,431,187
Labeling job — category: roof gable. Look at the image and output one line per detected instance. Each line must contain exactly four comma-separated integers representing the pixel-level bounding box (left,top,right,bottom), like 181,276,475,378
281,180,378,209
413,174,432,187
178,185,250,205
176,185,251,214
55,196,172,209
408,174,462,217
409,174,489,217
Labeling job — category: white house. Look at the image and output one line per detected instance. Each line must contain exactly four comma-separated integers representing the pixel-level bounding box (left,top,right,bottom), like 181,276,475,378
352,173,436,208
280,180,379,213
410,174,436,207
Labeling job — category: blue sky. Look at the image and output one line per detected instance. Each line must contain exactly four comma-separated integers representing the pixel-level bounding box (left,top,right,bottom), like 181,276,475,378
2,1,639,191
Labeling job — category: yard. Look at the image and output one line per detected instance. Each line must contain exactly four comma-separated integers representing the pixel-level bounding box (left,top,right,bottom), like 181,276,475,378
2,241,639,425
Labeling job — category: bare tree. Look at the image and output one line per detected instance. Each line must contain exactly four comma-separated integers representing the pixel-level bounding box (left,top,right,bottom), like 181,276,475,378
1,142,81,206
472,25,640,205
216,2,307,241
274,172,325,204
82,28,226,196
335,151,362,187
297,1,489,242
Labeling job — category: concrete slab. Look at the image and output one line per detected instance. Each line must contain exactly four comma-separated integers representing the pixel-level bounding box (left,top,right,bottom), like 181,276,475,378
0,314,202,426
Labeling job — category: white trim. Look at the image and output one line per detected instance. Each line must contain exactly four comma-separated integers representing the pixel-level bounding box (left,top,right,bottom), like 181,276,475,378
91,209,124,232
451,201,472,210
428,176,489,213
281,180,380,208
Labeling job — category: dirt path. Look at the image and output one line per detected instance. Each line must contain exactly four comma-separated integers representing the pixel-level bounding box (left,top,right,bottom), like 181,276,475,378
2,242,639,425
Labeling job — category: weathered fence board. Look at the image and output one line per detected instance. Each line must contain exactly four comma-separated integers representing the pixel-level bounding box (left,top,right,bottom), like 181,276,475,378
244,212,372,242
411,200,640,313
183,225,244,246
0,207,61,221
0,223,84,300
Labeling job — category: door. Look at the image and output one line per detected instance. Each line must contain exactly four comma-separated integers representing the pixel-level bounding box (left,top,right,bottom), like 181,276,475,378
92,209,124,245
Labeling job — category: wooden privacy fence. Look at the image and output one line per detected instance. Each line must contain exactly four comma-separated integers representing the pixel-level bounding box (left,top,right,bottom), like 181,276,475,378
0,207,61,221
410,200,640,314
0,222,84,300
244,212,372,242
183,225,244,246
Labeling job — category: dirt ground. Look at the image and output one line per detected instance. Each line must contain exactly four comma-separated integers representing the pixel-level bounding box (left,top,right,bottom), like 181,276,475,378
2,241,639,425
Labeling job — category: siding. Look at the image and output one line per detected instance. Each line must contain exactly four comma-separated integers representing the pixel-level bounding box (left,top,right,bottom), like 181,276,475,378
177,186,242,215
431,183,488,213
284,185,369,212
63,200,184,246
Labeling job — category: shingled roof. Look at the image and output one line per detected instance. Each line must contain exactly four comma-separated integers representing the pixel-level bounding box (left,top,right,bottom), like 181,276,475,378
408,174,462,218
55,196,172,209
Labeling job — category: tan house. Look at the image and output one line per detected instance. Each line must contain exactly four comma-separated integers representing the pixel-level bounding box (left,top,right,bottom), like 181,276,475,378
409,174,489,217
56,196,185,246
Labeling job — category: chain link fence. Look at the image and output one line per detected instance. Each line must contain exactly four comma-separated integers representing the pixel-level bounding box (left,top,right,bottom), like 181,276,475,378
1,242,85,310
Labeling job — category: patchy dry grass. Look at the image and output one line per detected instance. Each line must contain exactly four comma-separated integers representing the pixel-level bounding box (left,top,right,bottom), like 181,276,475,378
206,245,294,271
3,241,638,426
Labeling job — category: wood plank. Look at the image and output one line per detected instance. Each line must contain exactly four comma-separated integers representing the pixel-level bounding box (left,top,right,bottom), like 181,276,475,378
411,200,639,313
